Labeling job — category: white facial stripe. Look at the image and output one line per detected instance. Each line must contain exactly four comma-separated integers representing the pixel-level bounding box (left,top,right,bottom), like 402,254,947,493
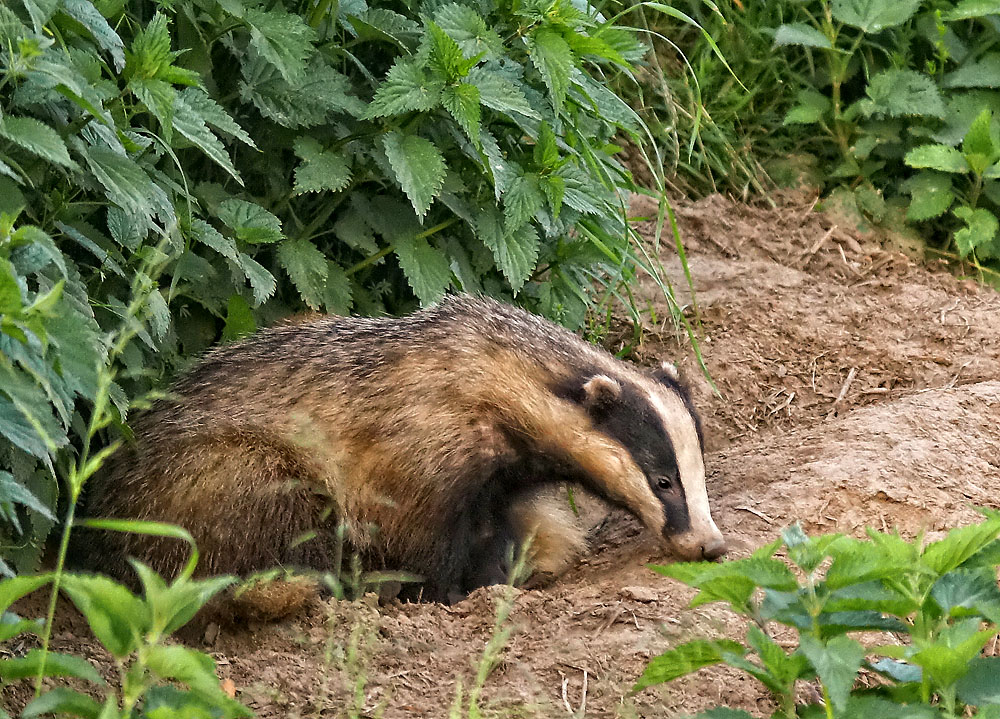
645,388,720,539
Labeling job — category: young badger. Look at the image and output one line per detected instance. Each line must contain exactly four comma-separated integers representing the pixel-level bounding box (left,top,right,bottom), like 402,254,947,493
74,295,726,602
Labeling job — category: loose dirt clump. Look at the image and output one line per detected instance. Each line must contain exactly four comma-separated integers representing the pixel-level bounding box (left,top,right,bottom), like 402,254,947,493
6,192,1000,718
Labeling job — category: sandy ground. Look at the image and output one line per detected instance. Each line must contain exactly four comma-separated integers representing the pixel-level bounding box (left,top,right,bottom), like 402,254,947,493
5,191,1000,718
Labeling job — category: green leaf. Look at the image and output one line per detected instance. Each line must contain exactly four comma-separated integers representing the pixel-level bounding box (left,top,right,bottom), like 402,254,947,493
943,54,1000,89
905,145,970,173
533,123,559,170
530,27,573,112
903,172,954,220
504,173,545,231
773,23,832,49
241,56,365,127
190,219,238,260
442,82,481,144
0,117,75,168
278,238,329,311
831,0,922,32
841,696,939,718
0,649,104,684
633,639,746,692
434,3,503,59
945,0,1000,21
864,69,946,119
693,711,754,719
798,636,864,713
323,262,352,314
222,294,256,342
366,59,443,118
82,146,170,220
60,575,148,659
931,567,1000,621
955,657,1000,705
0,613,44,642
218,199,283,244
394,236,451,305
954,206,999,258
293,138,351,194
144,645,248,714
21,687,102,719
911,621,995,688
127,12,171,79
0,257,21,315
963,109,998,175
426,20,469,80
180,89,255,148
173,91,242,184
0,471,54,520
245,8,316,82
383,131,447,221
61,0,125,71
476,207,539,293
235,253,276,306
783,89,831,125
467,68,540,119
783,524,841,573
0,574,51,614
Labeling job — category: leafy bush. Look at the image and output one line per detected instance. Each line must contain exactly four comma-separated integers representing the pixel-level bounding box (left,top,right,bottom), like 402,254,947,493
0,0,663,570
635,512,1000,718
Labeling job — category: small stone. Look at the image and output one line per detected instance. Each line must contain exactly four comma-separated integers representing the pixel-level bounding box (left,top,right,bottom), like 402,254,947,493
620,586,658,603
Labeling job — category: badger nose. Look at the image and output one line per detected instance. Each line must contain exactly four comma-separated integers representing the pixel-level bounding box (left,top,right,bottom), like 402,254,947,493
701,535,728,561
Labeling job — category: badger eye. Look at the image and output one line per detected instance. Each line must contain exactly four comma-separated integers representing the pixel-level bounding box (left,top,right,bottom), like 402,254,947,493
657,477,672,489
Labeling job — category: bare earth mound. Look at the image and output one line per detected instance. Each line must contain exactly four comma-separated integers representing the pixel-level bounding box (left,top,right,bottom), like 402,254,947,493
7,192,1000,718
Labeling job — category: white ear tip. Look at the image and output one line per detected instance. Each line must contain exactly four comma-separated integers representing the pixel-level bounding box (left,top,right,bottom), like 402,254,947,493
583,375,621,405
660,361,680,381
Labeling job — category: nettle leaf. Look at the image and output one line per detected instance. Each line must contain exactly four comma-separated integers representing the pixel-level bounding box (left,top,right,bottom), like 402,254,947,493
441,82,481,143
962,109,999,175
533,123,559,169
394,235,452,305
773,23,832,49
467,67,539,119
931,567,1000,621
0,470,54,520
831,0,922,33
943,54,1000,90
292,137,351,194
245,8,316,82
366,59,444,118
954,206,999,258
903,172,954,221
130,77,176,138
324,262,352,314
0,116,75,168
798,636,864,713
784,89,831,125
529,27,573,112
234,253,276,305
633,639,746,693
218,199,283,244
82,146,171,221
61,0,125,71
0,649,104,684
434,3,503,59
278,239,328,310
504,173,545,230
955,657,1000,706
427,20,470,80
240,56,365,128
126,12,171,79
21,687,102,719
383,131,447,220
945,0,1000,21
173,91,242,184
476,207,539,292
179,89,255,148
864,69,946,119
905,145,970,173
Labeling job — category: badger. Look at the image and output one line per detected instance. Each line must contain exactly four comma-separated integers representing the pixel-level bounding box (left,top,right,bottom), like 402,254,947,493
72,294,726,603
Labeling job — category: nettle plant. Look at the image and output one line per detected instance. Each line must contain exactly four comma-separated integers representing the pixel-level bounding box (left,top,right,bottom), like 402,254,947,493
635,512,1000,718
0,0,658,570
769,0,1000,270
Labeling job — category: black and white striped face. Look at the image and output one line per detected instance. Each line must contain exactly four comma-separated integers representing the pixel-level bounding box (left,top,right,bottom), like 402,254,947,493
580,364,726,561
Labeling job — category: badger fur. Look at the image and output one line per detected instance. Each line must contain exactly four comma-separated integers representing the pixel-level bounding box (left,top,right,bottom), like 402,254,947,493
73,295,726,602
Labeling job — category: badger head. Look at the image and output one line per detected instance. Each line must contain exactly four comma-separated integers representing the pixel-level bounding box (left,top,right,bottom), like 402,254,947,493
579,362,727,561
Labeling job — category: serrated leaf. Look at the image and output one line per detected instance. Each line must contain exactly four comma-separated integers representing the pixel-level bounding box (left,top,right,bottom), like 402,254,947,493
245,8,316,82
798,636,864,712
0,649,104,684
476,208,539,293
533,123,559,169
222,294,256,342
954,206,999,258
864,69,946,119
366,59,443,118
323,262,352,314
190,219,238,260
82,146,171,221
278,238,328,310
0,470,54,520
773,23,832,49
383,131,446,220
530,27,573,112
467,67,540,119
61,0,125,71
126,12,171,79
60,575,148,659
180,89,255,148
442,82,481,144
831,0,922,32
911,621,995,688
923,516,1000,574
235,253,276,306
963,109,998,174
931,567,1000,621
144,645,247,714
173,90,242,184
955,657,1000,705
905,145,970,173
0,117,74,168
21,687,102,719
241,56,365,127
434,3,503,59
218,199,283,244
394,235,451,305
426,20,468,80
633,639,746,692
783,89,831,125
943,54,1000,89
293,144,351,195
504,173,544,231
903,172,954,220
945,0,1000,21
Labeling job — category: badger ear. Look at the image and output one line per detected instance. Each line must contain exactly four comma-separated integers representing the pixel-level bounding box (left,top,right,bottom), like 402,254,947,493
582,375,621,409
654,360,681,384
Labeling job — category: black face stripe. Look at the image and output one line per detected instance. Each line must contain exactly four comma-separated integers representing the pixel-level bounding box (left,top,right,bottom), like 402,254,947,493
573,377,693,535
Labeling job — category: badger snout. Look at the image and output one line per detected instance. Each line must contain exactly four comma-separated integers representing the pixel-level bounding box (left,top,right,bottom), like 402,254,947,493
667,528,728,561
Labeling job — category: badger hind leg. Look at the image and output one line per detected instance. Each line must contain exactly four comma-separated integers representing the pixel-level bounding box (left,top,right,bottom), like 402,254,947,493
510,484,589,587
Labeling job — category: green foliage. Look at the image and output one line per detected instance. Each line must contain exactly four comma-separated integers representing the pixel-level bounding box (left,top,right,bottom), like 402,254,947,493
637,513,1000,718
0,0,663,571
